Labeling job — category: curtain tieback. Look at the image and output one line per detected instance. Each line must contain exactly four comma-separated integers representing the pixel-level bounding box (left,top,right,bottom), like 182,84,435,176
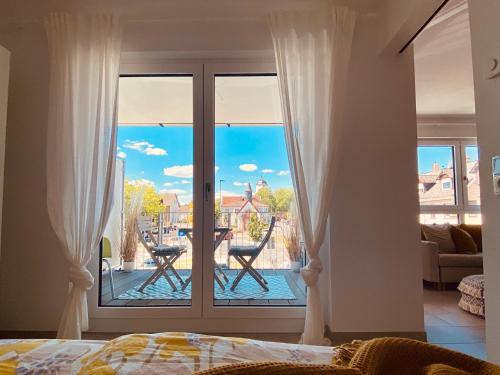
300,256,323,287
69,265,94,290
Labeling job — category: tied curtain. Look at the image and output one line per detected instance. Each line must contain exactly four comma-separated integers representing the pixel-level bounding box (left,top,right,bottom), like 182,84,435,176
269,7,356,345
45,13,122,339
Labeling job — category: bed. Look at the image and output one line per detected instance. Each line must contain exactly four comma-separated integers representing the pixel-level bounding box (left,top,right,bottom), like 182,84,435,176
0,332,337,374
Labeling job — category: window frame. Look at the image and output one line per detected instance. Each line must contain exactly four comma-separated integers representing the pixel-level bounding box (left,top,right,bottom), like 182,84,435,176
418,138,480,224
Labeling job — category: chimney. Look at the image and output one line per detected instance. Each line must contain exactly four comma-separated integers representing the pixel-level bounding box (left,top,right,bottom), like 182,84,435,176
432,162,441,174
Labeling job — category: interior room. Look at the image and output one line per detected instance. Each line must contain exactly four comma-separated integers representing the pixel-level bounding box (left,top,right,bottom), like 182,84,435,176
1,0,500,373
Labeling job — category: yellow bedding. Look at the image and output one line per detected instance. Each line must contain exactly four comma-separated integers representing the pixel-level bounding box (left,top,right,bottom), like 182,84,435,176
0,332,336,374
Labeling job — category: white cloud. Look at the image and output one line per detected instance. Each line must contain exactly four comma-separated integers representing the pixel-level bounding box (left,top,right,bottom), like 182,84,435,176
163,182,176,187
277,170,290,176
233,181,246,187
215,166,220,173
221,190,240,197
123,140,167,156
239,163,258,172
117,151,127,159
128,178,154,186
159,188,187,195
164,165,193,178
262,169,274,174
144,147,167,156
178,194,193,205
180,180,191,184
123,140,152,151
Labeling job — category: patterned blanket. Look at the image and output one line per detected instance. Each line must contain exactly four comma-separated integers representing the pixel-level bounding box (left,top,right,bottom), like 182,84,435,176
0,332,336,374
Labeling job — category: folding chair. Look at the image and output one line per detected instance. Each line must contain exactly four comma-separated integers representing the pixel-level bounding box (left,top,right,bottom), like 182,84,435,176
137,216,187,292
101,237,115,299
228,216,276,291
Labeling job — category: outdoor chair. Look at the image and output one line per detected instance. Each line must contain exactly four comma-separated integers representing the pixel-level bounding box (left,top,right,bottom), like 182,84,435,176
137,216,187,292
101,237,115,299
228,216,276,291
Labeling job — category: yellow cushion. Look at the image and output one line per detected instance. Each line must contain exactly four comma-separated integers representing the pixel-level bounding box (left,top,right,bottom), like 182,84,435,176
102,237,112,258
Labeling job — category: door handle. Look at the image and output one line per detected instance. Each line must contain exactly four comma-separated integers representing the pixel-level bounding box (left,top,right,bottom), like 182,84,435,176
205,182,211,202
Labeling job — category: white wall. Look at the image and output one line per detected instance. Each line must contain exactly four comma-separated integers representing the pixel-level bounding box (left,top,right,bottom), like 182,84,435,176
326,14,424,336
468,0,500,363
0,1,424,335
0,44,9,261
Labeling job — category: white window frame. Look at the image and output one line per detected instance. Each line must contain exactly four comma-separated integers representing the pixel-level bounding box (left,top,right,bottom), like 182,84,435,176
86,60,305,334
418,138,480,224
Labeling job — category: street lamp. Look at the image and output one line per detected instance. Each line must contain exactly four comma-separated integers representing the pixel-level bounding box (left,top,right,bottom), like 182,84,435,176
219,179,224,204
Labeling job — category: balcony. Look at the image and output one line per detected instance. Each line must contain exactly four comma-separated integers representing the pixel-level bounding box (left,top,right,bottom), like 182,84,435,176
100,211,306,307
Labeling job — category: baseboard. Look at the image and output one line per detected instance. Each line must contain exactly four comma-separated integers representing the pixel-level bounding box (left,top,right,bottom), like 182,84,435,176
325,327,427,346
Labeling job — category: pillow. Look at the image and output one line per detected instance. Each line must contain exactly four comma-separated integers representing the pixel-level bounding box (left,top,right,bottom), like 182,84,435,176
450,226,478,254
193,362,361,375
459,225,482,252
421,224,456,253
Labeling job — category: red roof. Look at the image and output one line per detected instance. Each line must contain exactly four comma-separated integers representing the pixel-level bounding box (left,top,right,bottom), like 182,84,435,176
221,196,268,209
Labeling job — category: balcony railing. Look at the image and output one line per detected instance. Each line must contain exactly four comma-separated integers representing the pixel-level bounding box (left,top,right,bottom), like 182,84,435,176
131,211,303,271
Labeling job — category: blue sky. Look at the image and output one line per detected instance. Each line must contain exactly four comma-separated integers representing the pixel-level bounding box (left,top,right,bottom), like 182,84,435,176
417,145,478,174
117,125,293,204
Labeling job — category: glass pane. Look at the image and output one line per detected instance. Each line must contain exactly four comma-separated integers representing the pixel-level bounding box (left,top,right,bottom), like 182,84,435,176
465,146,481,206
417,146,457,206
101,76,194,307
213,74,305,307
215,76,283,125
419,214,459,225
464,213,482,224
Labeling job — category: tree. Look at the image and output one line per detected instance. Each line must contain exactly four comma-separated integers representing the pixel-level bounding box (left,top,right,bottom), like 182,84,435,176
247,213,266,242
124,181,164,218
214,198,221,220
255,187,276,212
274,188,294,214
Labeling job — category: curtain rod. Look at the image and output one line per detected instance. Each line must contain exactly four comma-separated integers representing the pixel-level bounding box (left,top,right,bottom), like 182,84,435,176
399,0,450,54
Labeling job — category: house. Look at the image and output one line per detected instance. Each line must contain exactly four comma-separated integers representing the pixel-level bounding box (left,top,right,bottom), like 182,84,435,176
159,192,181,225
220,183,270,230
1,0,500,366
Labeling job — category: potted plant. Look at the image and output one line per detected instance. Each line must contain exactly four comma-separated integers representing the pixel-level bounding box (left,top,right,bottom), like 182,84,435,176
283,217,302,273
121,188,143,272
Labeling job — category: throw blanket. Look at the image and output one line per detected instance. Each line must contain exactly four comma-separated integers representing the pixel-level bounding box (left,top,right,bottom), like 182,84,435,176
344,337,500,375
195,338,500,375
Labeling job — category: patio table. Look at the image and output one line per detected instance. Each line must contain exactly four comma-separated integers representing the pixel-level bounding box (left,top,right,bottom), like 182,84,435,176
180,227,231,291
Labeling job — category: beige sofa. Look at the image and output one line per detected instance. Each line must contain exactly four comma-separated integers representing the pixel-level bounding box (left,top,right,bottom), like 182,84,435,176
421,224,483,286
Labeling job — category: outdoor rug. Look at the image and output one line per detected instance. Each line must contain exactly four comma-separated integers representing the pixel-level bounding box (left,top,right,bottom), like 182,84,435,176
117,274,296,300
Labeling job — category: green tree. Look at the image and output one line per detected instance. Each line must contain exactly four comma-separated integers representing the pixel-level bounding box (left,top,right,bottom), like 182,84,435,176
124,181,164,218
215,198,221,220
247,213,266,242
274,188,294,214
255,187,276,213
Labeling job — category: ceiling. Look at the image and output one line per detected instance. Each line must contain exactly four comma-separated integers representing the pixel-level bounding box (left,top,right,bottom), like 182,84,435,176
414,0,475,116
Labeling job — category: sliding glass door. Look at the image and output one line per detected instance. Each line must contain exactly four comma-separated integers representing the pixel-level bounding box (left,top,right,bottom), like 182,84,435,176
203,64,305,319
97,62,304,321
98,64,204,318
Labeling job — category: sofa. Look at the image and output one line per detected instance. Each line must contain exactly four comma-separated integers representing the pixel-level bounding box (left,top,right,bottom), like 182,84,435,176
421,224,483,286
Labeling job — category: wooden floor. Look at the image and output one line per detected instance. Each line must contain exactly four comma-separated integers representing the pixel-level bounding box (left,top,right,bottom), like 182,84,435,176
101,268,306,307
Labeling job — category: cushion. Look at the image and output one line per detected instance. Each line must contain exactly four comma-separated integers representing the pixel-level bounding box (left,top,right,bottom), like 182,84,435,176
152,245,185,255
450,226,478,254
229,245,259,256
421,225,456,253
193,362,360,374
458,225,482,252
438,253,483,267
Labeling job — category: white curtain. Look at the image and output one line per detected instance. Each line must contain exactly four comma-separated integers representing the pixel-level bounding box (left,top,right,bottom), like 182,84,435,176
269,6,356,345
45,13,122,339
